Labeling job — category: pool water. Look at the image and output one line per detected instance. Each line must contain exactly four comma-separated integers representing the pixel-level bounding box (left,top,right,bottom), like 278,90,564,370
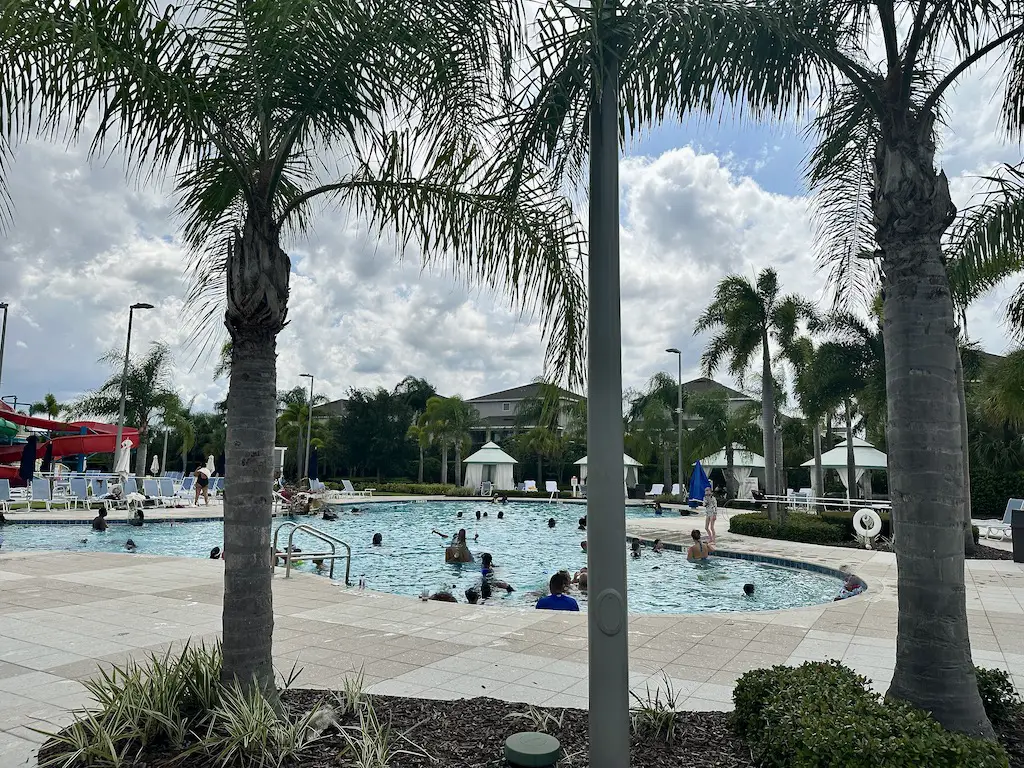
0,501,842,613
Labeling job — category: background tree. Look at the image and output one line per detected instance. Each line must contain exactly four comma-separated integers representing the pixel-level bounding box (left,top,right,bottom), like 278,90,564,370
5,0,586,702
513,379,584,483
695,269,814,520
625,372,680,489
29,393,63,421
687,392,760,500
422,396,453,484
336,387,416,480
276,387,327,479
394,376,438,483
71,342,178,476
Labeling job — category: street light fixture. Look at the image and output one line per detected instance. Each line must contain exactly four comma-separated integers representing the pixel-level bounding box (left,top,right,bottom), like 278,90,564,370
300,373,314,481
0,302,8,396
113,303,155,473
666,348,683,496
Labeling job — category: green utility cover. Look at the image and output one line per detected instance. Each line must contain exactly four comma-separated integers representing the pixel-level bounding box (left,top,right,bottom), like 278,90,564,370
504,731,561,767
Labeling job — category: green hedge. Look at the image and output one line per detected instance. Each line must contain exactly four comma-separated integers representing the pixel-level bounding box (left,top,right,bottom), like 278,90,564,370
728,512,848,545
819,508,892,538
732,661,1009,768
970,466,1024,519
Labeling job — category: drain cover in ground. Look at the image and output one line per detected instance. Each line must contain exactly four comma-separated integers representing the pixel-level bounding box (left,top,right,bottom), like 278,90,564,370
504,731,561,767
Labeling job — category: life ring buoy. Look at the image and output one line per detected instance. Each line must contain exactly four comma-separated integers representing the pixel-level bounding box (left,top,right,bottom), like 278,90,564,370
853,508,882,538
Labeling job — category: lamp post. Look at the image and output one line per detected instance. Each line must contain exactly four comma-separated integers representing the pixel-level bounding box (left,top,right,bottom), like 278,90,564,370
113,303,154,473
0,302,8,396
666,348,683,494
300,373,314,480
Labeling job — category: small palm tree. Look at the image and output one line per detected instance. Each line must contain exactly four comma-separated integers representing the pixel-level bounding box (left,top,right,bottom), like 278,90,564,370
625,373,681,489
687,392,760,501
29,393,62,421
71,342,178,476
694,269,814,520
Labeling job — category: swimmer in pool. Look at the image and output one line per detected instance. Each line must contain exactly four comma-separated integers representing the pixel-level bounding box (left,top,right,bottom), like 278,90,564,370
372,532,383,546
687,529,714,561
653,538,664,552
630,539,642,558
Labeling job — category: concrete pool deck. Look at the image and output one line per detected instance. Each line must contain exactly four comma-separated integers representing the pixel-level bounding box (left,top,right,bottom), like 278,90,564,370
0,511,1021,767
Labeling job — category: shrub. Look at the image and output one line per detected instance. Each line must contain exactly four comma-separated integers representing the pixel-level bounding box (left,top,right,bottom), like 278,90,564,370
732,661,1009,768
819,508,892,538
969,466,1024,519
729,512,848,545
975,666,1023,726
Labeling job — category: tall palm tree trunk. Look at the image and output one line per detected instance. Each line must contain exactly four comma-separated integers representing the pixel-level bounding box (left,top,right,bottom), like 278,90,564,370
812,421,824,512
417,445,424,484
440,442,448,484
221,216,289,706
537,455,543,484
454,441,463,487
845,400,856,499
725,443,736,500
955,352,975,556
760,335,778,520
876,122,991,738
135,427,149,477
662,443,671,488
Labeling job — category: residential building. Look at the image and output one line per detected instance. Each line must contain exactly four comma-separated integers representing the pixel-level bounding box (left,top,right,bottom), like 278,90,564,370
466,382,583,446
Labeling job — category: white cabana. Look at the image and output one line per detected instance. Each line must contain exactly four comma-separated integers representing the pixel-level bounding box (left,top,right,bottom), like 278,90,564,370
801,437,888,496
574,453,643,488
463,441,518,491
699,444,765,498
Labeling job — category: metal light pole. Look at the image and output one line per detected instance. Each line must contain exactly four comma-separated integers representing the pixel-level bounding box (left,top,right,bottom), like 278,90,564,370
666,347,683,494
587,2,629,764
161,426,169,478
300,373,314,480
113,303,154,472
0,303,8,396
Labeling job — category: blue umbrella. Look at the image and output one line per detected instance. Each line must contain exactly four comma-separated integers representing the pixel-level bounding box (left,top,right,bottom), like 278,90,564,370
18,435,37,484
308,446,319,482
688,459,711,508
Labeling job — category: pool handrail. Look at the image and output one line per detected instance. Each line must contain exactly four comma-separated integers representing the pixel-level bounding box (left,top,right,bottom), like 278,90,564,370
272,521,352,586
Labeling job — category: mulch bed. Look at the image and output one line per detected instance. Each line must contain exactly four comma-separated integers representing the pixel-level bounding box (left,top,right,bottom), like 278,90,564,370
283,691,753,767
828,538,1016,561
1002,713,1024,768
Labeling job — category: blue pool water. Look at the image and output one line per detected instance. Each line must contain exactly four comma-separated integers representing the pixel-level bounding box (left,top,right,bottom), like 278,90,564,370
0,501,842,613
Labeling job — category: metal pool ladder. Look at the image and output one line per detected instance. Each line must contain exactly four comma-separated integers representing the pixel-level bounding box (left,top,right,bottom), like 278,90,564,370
272,522,353,586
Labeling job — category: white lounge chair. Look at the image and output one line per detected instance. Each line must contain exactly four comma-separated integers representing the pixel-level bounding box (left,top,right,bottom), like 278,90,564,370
159,478,178,503
524,480,538,493
480,481,493,497
986,499,1022,540
670,483,680,497
341,479,372,497
68,478,96,510
143,478,171,506
546,480,558,502
31,478,71,511
0,479,13,513
645,483,665,498
177,476,195,499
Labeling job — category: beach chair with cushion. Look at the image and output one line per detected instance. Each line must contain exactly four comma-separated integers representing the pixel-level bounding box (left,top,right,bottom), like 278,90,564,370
31,478,72,511
645,483,665,498
524,480,538,493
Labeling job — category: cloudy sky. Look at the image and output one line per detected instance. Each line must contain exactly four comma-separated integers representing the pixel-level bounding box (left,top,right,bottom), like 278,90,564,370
0,20,1021,415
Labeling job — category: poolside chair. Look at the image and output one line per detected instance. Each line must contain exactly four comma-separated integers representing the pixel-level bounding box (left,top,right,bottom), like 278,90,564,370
31,478,72,512
159,478,178,503
341,479,372,497
480,481,493,497
645,483,665,498
0,479,12,513
177,476,195,500
987,499,1022,540
142,478,169,506
88,478,108,499
670,483,680,497
545,480,558,502
212,477,225,497
524,480,537,493
68,478,95,510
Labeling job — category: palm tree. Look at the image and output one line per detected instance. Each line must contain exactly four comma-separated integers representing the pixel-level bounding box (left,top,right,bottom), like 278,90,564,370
625,373,680,488
395,377,438,483
422,396,453,484
694,269,814,520
508,0,1024,739
29,393,62,421
443,397,478,487
4,0,585,702
406,419,431,484
784,336,827,506
71,342,178,477
276,389,327,480
687,392,760,500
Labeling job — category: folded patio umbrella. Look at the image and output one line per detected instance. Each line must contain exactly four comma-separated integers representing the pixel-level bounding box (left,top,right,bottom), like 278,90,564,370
40,440,53,473
18,435,37,482
688,459,711,505
150,455,159,475
114,439,133,475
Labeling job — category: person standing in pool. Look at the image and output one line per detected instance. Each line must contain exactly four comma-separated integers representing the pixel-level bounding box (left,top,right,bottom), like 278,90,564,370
703,487,718,543
536,571,579,611
91,509,108,532
444,529,473,563
687,529,714,561
372,532,383,546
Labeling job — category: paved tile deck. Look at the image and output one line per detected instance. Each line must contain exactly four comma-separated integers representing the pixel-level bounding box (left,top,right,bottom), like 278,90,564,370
0,509,1020,767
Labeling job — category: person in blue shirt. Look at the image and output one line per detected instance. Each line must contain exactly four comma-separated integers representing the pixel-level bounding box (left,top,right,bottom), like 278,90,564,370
536,571,579,611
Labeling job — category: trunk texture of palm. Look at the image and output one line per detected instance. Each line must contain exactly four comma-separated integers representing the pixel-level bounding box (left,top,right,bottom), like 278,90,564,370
812,422,824,511
417,446,424,484
440,444,448,484
725,444,737,500
760,336,778,520
875,122,992,739
955,353,976,557
454,442,463,487
135,428,149,477
845,401,856,497
221,215,289,705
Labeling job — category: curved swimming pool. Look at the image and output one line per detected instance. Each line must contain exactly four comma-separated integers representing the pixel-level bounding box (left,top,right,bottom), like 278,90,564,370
0,500,842,613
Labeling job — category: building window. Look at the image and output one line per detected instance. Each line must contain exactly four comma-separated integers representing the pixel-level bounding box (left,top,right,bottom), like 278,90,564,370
502,402,511,411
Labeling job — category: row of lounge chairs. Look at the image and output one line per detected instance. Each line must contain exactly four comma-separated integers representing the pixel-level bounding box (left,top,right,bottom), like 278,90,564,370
0,475,226,513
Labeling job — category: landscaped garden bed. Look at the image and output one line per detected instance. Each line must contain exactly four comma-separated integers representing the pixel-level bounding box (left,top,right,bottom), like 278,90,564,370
36,644,1024,767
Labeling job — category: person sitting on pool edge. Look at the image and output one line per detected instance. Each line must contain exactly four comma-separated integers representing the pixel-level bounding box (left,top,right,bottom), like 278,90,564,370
835,571,866,600
687,529,714,561
536,571,579,612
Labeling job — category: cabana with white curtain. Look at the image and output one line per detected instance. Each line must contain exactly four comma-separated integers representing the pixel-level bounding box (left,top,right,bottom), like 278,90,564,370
463,441,518,491
699,444,765,498
574,453,643,489
801,437,887,497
